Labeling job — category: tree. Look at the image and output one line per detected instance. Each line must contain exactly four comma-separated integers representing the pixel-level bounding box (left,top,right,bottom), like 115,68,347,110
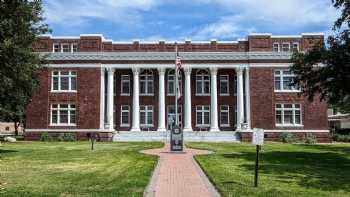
291,0,350,113
0,0,49,135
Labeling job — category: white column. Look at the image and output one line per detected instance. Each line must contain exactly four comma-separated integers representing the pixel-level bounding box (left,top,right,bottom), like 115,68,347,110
131,68,140,131
210,68,220,131
157,68,166,131
106,68,115,131
99,68,105,129
183,67,192,132
245,67,251,130
236,67,245,130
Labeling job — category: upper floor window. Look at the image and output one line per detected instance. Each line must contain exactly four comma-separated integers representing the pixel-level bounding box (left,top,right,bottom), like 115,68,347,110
120,75,130,95
52,43,78,53
273,43,280,52
275,104,302,126
50,104,76,126
140,105,153,127
167,70,182,96
196,105,210,127
120,105,130,127
274,69,298,91
196,70,210,96
219,75,229,95
140,70,154,96
281,43,290,52
52,71,77,92
220,105,230,127
292,42,299,52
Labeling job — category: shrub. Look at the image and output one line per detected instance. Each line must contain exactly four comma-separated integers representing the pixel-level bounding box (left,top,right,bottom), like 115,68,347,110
40,132,53,141
305,133,317,144
280,132,298,143
57,133,65,142
62,133,76,141
333,134,350,142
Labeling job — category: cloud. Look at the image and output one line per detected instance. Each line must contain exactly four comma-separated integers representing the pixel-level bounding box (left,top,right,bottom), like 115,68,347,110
44,0,160,27
191,0,339,39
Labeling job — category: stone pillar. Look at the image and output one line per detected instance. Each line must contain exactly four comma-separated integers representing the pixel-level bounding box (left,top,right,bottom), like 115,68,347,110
131,68,140,131
183,67,192,132
236,67,245,130
106,68,115,131
157,68,166,131
210,68,220,131
100,68,105,129
245,68,251,130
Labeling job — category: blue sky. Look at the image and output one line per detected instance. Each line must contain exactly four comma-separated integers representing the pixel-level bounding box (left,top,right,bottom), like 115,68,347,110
43,0,339,41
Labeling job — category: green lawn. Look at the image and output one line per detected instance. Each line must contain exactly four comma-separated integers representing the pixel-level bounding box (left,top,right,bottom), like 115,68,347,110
187,143,350,197
0,141,162,197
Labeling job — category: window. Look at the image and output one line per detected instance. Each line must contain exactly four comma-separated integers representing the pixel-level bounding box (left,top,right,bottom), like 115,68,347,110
220,105,230,127
219,75,229,95
275,104,302,126
51,104,76,126
167,105,182,129
292,42,299,52
140,70,154,95
274,69,298,91
140,105,153,127
120,105,130,127
282,43,290,52
62,43,70,52
121,75,130,95
196,105,210,126
53,43,60,53
72,43,78,52
167,70,182,96
52,71,77,92
196,70,210,95
273,43,280,52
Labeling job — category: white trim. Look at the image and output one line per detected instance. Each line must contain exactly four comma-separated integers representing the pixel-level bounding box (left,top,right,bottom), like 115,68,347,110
274,90,301,93
50,104,76,126
219,74,230,96
240,130,329,133
25,129,112,132
275,103,302,126
120,75,131,96
220,105,230,127
120,105,130,127
273,42,280,52
195,69,210,96
271,35,302,38
249,63,291,68
196,105,210,127
274,69,299,91
51,70,77,92
140,105,154,127
281,42,291,52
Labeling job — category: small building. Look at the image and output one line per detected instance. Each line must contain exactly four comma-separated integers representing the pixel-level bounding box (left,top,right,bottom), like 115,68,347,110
0,122,24,136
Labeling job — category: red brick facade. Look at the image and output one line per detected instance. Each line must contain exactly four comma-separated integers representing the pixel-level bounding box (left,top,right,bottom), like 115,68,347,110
25,33,329,142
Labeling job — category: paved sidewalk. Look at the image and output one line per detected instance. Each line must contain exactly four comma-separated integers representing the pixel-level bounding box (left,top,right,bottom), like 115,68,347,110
142,144,220,197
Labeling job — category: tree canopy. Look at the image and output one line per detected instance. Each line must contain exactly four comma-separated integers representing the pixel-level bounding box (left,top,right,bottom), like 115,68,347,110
0,0,49,134
291,0,350,112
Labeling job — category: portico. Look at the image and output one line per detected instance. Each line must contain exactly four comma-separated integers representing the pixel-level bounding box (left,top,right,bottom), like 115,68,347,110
100,64,251,132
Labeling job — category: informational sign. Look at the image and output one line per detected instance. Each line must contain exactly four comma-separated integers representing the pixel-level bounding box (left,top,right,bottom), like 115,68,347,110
252,128,264,145
170,125,183,151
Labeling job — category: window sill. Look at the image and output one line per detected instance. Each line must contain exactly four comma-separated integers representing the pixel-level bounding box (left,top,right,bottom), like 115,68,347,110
220,124,231,127
140,94,154,96
274,90,301,93
195,94,210,96
120,124,130,127
51,90,77,93
220,94,230,96
275,124,304,127
140,125,154,127
120,94,130,96
195,124,210,127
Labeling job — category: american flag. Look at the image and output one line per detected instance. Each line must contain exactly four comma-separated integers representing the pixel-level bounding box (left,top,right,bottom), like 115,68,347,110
175,50,182,100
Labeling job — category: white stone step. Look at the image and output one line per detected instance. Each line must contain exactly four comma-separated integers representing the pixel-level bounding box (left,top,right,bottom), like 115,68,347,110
112,131,240,142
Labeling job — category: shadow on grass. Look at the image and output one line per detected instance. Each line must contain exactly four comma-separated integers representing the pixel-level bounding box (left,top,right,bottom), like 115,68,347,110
0,149,18,154
222,151,350,192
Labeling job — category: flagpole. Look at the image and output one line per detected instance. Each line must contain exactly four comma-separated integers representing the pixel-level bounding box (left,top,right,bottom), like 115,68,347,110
175,43,179,127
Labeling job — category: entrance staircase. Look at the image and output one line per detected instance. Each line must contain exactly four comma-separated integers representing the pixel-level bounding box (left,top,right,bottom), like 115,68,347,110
112,131,240,142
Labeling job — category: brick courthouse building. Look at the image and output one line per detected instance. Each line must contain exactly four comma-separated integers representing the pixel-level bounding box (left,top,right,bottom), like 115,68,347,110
25,33,330,142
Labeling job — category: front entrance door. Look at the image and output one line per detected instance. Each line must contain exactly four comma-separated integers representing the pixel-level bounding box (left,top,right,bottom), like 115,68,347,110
167,105,182,130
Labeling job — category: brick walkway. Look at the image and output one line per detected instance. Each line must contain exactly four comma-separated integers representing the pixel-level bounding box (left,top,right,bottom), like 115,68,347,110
142,144,220,197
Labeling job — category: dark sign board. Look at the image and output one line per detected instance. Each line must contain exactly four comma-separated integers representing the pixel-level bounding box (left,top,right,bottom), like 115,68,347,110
170,125,183,151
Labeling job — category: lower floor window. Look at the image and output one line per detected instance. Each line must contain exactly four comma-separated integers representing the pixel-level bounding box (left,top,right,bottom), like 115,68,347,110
196,105,210,126
140,105,153,127
275,104,302,126
220,105,230,127
51,104,76,125
120,105,130,127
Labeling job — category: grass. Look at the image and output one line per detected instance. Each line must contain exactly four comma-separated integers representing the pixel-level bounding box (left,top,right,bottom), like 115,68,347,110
187,142,350,197
0,141,162,197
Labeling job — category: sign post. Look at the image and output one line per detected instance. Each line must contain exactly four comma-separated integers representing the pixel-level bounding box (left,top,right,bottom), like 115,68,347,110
252,128,264,187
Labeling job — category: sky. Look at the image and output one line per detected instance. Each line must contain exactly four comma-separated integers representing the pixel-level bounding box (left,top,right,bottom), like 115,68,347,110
43,0,340,41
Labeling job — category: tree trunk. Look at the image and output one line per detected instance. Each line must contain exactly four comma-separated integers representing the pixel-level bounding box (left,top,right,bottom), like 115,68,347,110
14,121,19,136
